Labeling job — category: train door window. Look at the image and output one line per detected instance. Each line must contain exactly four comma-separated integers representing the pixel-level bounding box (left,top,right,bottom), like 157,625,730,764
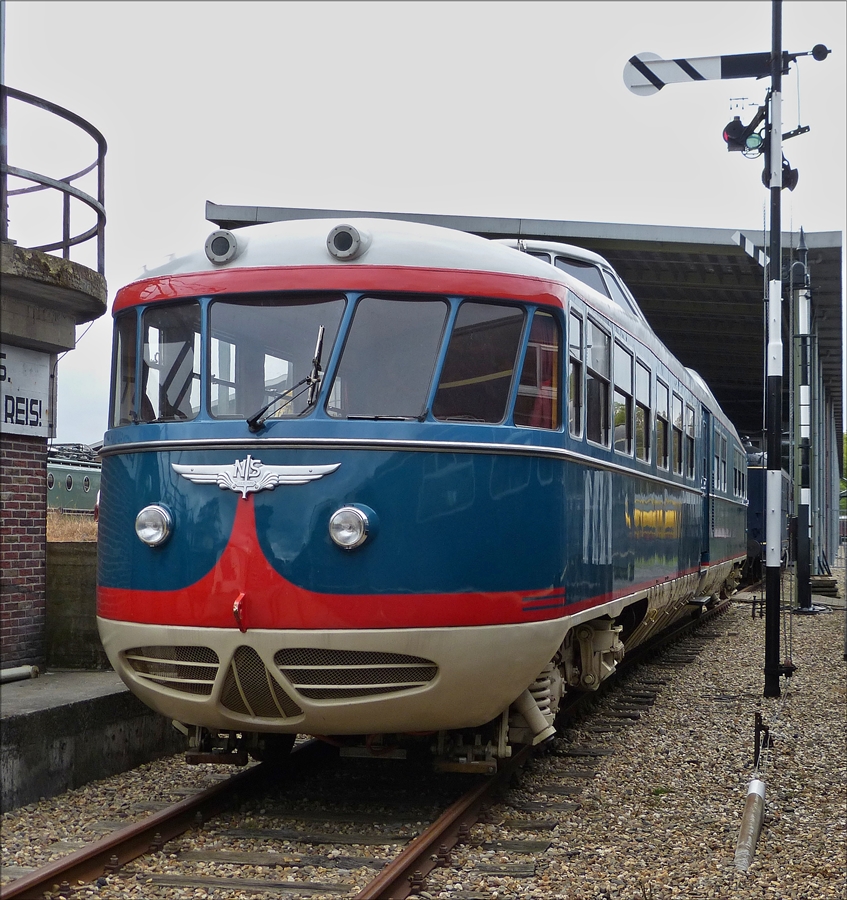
141,301,201,422
434,302,525,423
720,434,728,491
110,312,137,427
514,311,561,430
656,380,669,469
554,258,609,297
585,319,611,447
210,295,345,419
671,393,684,475
635,361,650,462
568,311,583,438
685,405,696,479
333,296,448,419
713,429,723,491
613,343,633,455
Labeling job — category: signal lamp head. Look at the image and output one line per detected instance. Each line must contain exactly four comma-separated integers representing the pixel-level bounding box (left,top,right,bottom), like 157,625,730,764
762,157,799,192
723,116,747,152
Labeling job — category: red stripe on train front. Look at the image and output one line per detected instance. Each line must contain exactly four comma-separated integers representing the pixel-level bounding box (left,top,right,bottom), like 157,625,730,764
97,496,566,630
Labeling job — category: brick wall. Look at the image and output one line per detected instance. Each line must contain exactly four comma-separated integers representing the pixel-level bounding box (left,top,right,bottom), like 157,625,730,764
1,433,48,668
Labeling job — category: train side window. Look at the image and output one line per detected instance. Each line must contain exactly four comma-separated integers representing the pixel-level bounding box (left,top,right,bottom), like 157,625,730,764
603,272,640,318
332,296,448,419
66,475,73,491
585,320,611,447
110,312,137,427
613,343,633,455
47,473,54,489
568,312,583,438
635,361,650,462
554,258,609,297
656,380,669,469
685,405,696,479
672,393,684,475
514,311,561,430
434,302,525,424
141,301,201,423
211,295,346,419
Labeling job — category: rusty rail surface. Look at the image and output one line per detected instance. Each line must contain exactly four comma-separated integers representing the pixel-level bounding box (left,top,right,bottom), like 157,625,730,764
354,743,533,900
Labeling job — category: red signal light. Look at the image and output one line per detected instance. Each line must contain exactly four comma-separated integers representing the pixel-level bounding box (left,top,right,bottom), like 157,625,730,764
723,116,747,151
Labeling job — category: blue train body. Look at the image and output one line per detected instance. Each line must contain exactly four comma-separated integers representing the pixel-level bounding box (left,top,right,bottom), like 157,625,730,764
96,218,747,768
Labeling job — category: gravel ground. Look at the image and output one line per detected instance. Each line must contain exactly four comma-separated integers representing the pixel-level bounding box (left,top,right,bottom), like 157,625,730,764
428,571,847,900
2,572,845,900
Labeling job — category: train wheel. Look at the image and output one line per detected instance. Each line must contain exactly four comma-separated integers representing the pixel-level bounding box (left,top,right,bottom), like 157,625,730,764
249,733,296,764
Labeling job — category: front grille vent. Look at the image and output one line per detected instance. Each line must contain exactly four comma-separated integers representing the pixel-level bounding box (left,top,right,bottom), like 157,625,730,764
274,648,438,700
124,645,219,696
220,646,303,719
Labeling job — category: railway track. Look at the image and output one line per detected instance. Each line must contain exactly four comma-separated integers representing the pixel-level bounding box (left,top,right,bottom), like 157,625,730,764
3,602,729,900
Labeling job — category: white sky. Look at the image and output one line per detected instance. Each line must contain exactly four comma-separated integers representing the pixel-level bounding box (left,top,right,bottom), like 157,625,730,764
3,0,845,444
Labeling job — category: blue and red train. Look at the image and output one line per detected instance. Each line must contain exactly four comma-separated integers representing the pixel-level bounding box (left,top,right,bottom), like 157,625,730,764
96,217,747,769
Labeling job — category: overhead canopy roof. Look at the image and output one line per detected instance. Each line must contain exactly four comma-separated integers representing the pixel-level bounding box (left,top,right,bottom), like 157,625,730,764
206,202,843,442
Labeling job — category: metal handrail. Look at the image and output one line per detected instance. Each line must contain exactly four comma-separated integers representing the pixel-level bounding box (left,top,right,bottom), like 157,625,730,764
0,84,107,274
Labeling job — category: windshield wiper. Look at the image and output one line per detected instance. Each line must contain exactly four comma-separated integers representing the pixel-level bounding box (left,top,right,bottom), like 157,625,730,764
346,414,425,421
246,325,325,433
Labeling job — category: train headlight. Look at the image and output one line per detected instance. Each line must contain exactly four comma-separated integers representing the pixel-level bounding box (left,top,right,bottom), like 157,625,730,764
135,504,173,547
326,224,371,261
329,505,372,550
204,229,246,264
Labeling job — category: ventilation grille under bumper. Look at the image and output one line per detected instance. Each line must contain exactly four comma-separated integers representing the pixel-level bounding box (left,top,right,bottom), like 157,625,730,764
124,645,219,696
275,648,438,700
124,644,439,719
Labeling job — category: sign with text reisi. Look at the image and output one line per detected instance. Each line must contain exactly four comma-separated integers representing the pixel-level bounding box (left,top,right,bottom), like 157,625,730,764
1,344,52,438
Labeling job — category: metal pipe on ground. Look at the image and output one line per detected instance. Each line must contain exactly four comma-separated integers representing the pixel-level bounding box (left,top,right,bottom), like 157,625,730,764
0,665,40,684
734,778,766,872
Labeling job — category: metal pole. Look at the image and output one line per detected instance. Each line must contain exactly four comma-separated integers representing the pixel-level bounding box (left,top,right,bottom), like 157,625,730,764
764,0,784,698
0,0,8,245
795,230,813,609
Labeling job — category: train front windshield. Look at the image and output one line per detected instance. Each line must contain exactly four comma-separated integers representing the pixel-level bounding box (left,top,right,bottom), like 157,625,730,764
110,293,560,429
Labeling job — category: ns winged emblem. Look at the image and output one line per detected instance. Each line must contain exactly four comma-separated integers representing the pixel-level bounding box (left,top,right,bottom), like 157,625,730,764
172,455,340,499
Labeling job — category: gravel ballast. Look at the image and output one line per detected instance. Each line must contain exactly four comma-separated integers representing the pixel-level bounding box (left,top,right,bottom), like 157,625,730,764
2,582,845,899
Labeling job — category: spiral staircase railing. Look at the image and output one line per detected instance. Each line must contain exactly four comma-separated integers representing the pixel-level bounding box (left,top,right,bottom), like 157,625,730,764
0,84,106,275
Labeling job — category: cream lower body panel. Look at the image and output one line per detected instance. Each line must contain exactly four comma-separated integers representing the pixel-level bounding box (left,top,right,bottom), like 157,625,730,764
97,617,569,735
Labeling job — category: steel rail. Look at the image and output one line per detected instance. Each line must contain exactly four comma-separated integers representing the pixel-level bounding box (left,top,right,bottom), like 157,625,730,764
354,743,532,900
353,598,732,899
1,763,270,900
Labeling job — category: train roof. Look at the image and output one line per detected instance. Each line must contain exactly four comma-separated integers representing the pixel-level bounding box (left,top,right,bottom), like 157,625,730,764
124,216,740,443
134,217,565,284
